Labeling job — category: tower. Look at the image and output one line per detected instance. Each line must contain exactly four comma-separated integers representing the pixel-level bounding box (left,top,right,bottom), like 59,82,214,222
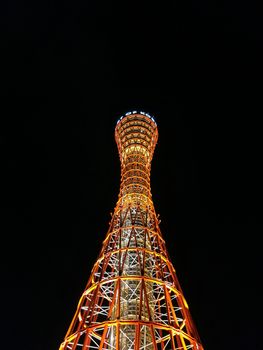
59,112,204,350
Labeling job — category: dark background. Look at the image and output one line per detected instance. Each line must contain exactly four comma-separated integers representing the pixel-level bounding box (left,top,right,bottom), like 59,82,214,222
1,1,262,349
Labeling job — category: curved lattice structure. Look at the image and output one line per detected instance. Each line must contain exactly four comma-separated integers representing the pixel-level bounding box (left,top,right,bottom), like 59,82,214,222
59,112,204,350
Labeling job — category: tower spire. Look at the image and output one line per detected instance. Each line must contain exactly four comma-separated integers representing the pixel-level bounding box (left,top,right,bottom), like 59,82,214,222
59,112,204,350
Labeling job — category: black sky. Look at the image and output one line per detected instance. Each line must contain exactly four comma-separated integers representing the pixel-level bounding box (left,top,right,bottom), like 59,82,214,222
1,1,262,350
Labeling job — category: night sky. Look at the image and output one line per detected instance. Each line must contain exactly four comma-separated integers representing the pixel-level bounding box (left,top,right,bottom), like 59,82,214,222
1,1,262,350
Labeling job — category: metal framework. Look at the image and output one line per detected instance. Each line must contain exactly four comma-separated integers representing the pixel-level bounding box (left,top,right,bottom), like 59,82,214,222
59,112,204,350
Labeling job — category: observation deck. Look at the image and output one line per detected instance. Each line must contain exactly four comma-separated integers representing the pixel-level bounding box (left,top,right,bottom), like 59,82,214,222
115,111,158,164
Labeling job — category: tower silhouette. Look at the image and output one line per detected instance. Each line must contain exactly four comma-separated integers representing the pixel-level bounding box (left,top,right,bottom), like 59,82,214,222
59,112,204,350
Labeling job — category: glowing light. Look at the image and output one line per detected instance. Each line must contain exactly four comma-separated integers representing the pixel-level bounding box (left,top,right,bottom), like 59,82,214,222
182,296,189,309
116,110,157,126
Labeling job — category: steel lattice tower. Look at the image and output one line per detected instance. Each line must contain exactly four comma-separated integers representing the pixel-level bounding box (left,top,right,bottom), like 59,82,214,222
59,112,204,350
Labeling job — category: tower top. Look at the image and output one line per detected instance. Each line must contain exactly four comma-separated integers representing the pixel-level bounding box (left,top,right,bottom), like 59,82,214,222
115,111,158,164
116,110,157,126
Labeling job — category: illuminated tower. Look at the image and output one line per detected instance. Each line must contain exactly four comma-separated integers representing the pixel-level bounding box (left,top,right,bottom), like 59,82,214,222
59,112,204,350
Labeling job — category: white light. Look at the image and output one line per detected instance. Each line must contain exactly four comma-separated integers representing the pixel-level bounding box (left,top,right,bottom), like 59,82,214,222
117,111,157,125
116,115,124,124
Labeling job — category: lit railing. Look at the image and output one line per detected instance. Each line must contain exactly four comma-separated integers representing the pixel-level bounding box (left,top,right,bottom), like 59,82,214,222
116,111,157,125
